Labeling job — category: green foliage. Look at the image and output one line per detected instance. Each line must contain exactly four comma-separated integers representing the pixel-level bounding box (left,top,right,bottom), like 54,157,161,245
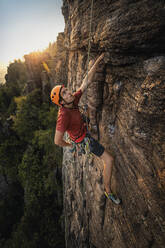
0,87,10,114
0,84,19,119
0,52,64,246
13,89,42,142
0,183,24,241
15,129,64,247
38,105,58,130
5,60,27,93
0,133,24,180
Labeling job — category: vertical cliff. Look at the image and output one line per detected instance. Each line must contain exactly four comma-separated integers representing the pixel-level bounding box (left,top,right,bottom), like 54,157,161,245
60,0,165,247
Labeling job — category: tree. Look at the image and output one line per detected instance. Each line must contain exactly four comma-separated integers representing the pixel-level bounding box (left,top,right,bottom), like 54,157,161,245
13,89,42,143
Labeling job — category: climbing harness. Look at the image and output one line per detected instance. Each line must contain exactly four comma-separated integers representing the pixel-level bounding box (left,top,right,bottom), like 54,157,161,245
69,135,92,158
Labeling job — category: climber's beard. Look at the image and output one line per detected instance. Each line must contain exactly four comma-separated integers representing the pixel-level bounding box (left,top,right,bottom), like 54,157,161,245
61,94,75,107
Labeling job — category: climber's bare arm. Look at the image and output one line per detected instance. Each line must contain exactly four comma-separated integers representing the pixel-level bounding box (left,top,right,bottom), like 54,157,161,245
54,130,72,147
79,53,104,93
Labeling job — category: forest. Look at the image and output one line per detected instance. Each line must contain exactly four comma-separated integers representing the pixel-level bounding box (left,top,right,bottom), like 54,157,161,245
0,42,65,248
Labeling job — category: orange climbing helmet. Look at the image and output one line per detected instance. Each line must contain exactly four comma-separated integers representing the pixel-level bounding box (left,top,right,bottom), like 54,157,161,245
50,85,64,106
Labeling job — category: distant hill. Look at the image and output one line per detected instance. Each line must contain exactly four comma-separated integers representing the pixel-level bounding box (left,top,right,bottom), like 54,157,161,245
0,63,7,84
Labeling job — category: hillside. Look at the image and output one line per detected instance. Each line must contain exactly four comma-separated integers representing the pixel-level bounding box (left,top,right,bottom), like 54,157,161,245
0,40,65,247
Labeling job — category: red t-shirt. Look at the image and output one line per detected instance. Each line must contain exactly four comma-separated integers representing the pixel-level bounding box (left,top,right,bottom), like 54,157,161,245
56,90,87,143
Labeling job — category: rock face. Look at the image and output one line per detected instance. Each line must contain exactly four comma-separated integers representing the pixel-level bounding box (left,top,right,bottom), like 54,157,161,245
61,1,165,248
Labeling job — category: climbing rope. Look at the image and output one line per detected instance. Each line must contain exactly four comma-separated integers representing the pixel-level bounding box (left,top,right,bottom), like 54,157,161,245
82,0,94,130
86,0,94,86
81,0,94,238
82,0,102,142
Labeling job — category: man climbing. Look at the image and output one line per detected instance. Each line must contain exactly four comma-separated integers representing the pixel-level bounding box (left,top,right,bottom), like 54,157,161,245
50,53,121,205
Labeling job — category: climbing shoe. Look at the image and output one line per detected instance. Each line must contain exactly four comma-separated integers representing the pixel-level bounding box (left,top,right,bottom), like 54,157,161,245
104,191,121,205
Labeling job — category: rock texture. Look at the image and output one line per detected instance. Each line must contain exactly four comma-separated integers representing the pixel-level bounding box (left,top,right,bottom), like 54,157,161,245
60,0,165,248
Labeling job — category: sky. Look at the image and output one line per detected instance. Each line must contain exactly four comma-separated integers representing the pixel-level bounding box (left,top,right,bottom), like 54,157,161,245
0,0,65,66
